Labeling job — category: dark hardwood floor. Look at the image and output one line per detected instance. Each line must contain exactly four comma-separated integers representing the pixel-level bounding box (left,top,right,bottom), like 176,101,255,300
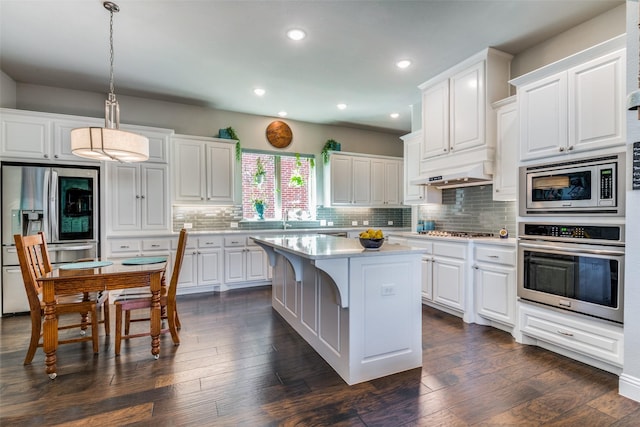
1,286,639,426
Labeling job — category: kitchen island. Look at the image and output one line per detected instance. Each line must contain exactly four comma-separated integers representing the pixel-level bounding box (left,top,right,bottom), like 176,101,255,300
251,234,425,385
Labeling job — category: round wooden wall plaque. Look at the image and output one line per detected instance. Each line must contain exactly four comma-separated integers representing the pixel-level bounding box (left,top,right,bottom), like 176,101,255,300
266,121,293,148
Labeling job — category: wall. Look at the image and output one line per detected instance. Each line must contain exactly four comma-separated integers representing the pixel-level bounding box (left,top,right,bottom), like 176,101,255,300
620,0,640,404
0,71,17,108
417,185,516,235
511,4,625,79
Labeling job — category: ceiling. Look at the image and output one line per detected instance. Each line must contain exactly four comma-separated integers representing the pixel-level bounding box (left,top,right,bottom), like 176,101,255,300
0,0,624,134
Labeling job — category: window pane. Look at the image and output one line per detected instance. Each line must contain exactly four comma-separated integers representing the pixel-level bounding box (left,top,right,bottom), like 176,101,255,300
242,153,275,220
281,156,311,219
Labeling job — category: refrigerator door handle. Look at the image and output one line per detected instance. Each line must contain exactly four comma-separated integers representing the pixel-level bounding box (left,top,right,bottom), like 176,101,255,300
49,169,58,242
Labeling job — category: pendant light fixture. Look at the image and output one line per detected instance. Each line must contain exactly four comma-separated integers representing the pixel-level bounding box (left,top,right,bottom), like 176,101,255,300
71,1,149,162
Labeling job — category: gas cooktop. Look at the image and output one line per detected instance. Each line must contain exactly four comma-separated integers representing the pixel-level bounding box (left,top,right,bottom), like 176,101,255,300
418,230,495,238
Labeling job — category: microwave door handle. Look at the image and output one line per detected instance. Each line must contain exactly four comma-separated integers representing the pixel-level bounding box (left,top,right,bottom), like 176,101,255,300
519,242,624,257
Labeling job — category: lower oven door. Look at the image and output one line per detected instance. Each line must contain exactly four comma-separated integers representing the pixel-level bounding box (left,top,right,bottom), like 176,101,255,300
518,240,624,323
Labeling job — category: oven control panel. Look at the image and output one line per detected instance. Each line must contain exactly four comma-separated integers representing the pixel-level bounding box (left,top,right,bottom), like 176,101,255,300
522,224,621,242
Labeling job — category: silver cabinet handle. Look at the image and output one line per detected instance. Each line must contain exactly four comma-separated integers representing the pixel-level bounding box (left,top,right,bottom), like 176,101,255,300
557,330,574,337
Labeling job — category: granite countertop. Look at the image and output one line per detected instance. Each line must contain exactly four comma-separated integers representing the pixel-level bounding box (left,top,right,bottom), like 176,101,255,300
250,234,427,260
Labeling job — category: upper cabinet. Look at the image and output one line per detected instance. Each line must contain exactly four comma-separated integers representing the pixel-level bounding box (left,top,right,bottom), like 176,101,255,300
324,152,403,207
492,97,518,201
172,134,236,204
1,108,102,163
418,48,512,163
400,131,442,205
511,36,625,162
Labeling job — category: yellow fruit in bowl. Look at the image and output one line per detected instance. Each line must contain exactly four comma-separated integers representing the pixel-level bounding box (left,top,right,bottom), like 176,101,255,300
359,231,371,239
374,230,383,239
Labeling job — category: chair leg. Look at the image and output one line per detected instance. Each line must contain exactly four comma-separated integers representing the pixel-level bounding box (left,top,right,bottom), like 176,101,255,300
166,301,180,346
80,311,89,335
115,304,122,356
175,309,181,330
103,299,110,336
24,312,42,365
91,305,99,354
124,310,131,335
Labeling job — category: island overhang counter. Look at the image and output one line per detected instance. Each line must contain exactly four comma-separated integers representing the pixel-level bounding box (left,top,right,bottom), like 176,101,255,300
251,234,426,385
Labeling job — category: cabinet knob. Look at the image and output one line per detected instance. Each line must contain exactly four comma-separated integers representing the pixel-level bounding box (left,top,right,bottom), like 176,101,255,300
44,154,49,159
54,154,59,158
559,147,565,152
443,148,447,152
141,195,145,199
567,145,574,151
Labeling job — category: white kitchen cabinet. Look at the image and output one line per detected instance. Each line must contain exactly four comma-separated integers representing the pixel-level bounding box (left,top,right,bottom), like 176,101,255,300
371,158,402,206
421,240,467,315
418,49,512,162
107,162,170,233
519,302,623,373
514,40,625,162
492,97,518,201
473,243,516,327
172,135,236,204
223,236,268,286
325,152,403,207
400,131,442,205
106,237,173,293
179,236,223,291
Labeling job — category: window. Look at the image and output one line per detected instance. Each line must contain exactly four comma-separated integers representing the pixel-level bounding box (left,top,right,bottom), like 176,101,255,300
241,151,315,220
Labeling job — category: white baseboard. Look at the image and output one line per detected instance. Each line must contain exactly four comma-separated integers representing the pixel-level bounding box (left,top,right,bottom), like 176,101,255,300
619,373,640,403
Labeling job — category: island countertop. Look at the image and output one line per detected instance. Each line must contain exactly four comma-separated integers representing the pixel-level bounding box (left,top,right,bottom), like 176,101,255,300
250,234,426,260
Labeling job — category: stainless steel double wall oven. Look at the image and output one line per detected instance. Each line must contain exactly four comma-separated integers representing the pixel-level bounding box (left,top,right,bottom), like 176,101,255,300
517,152,625,323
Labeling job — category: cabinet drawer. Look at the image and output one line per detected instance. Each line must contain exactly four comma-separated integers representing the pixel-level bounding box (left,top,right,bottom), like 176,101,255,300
475,245,515,265
433,242,466,259
142,239,170,251
224,236,246,247
110,239,141,253
199,236,223,248
519,304,623,366
405,238,433,253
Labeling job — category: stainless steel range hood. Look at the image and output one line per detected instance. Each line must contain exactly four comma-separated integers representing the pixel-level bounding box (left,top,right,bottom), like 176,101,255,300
410,162,493,189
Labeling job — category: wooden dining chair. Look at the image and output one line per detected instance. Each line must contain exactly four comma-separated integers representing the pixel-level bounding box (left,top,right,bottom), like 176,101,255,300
14,232,108,365
114,229,188,356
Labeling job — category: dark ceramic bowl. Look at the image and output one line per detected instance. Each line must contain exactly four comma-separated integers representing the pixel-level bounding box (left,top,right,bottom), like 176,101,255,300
359,237,384,249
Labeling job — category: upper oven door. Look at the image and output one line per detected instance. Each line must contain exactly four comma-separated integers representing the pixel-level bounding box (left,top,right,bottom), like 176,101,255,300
518,240,624,323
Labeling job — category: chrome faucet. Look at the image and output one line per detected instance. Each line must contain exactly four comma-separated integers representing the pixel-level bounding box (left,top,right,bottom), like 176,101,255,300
282,210,291,230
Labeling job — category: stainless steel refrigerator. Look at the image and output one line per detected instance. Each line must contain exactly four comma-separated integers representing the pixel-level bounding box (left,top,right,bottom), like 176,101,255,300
1,163,100,314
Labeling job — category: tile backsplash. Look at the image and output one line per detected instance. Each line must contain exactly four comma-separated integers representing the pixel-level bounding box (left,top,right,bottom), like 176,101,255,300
417,185,516,235
172,205,411,232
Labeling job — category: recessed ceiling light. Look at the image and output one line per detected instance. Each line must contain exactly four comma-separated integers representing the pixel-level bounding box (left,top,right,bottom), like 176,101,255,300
286,28,306,41
278,111,288,117
337,103,347,110
253,88,266,96
390,113,400,119
396,59,412,69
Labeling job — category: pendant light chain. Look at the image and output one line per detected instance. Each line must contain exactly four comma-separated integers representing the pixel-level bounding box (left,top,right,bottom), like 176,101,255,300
109,6,115,96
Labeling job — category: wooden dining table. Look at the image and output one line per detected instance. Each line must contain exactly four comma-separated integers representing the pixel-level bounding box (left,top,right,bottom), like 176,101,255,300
36,260,167,379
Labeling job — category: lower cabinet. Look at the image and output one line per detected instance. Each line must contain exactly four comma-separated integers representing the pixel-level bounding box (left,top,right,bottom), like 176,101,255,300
178,236,223,291
223,236,269,286
420,240,467,318
473,243,516,328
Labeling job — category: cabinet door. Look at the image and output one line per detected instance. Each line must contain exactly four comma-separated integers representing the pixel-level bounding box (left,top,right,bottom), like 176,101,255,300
109,163,140,232
178,250,197,288
206,142,235,203
384,160,401,205
432,257,465,311
0,113,51,160
519,72,568,161
173,140,206,202
422,80,450,159
493,99,518,201
370,159,386,206
329,155,353,205
475,263,515,326
568,49,625,153
403,133,425,204
450,61,485,152
140,164,169,231
246,247,268,281
421,258,433,301
199,249,223,285
351,157,371,205
53,118,102,162
224,249,246,283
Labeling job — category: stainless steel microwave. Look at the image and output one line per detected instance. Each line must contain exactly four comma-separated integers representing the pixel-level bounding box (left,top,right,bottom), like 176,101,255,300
519,153,625,216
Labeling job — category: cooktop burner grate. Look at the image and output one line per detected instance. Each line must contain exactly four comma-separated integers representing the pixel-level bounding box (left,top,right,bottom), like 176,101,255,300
418,230,495,238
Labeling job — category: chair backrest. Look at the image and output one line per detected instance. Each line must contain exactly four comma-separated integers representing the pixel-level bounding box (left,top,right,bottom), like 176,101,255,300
14,232,53,311
167,229,188,303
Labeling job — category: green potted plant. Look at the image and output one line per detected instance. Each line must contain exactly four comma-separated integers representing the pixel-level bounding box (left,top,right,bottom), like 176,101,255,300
219,126,241,161
254,157,266,186
289,153,305,187
250,195,267,220
321,139,341,164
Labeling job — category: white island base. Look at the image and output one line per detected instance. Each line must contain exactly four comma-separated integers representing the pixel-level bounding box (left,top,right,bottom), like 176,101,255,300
252,235,424,385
